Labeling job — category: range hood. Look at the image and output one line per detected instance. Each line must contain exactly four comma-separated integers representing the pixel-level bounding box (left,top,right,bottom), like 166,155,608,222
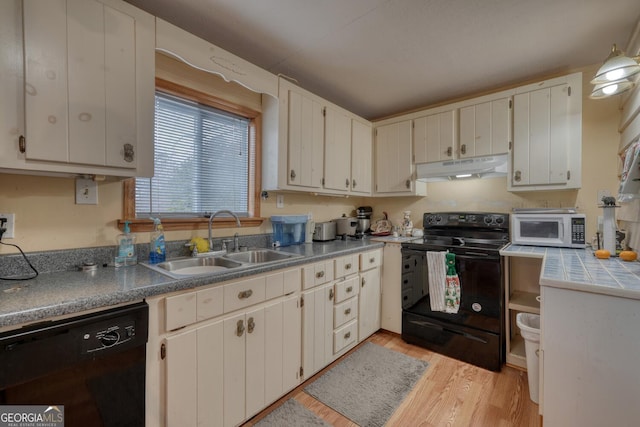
416,154,508,182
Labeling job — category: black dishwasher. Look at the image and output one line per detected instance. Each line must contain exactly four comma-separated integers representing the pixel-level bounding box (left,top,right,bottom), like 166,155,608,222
0,302,148,427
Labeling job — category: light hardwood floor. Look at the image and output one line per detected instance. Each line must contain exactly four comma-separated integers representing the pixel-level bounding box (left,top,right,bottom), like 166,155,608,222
243,330,540,427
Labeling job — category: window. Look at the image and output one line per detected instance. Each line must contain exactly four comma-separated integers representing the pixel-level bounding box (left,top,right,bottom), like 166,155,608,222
122,78,263,232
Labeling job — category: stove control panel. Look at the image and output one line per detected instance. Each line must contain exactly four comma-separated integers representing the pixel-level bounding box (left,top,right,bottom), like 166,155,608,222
423,212,509,229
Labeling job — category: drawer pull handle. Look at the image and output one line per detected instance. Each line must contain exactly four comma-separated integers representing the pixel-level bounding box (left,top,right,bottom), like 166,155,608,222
329,289,334,301
345,263,352,270
362,278,366,287
248,317,255,333
346,286,353,293
238,289,253,299
236,320,245,337
316,271,325,278
344,308,351,315
344,331,351,339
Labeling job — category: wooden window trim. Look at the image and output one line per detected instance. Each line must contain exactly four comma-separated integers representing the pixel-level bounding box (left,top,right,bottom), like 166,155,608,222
121,78,264,232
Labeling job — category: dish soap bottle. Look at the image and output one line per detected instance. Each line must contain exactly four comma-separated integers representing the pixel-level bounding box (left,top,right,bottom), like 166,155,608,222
149,217,166,264
115,221,137,267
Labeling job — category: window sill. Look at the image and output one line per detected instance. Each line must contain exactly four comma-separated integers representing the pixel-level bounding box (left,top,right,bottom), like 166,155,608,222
119,217,265,233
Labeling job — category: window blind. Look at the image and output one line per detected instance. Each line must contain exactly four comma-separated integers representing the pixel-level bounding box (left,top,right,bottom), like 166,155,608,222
135,92,251,217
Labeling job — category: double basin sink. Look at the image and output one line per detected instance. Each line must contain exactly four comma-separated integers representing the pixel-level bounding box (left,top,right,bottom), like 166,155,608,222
143,248,302,279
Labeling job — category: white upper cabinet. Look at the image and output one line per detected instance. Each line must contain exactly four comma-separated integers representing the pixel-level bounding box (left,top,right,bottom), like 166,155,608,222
264,77,372,196
414,110,457,162
459,97,511,158
1,0,155,177
374,120,426,196
509,72,582,191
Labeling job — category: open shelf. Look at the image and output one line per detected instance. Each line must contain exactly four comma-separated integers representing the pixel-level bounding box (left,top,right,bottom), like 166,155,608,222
506,335,527,369
509,291,540,314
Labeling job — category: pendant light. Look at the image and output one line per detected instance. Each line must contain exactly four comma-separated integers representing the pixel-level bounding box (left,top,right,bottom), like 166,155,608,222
590,44,640,99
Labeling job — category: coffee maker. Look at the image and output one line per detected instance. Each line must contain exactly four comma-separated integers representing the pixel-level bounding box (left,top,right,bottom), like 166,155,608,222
355,206,373,238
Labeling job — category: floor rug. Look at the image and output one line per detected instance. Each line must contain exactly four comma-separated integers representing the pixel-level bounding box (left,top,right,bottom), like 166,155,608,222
254,398,332,427
304,342,429,427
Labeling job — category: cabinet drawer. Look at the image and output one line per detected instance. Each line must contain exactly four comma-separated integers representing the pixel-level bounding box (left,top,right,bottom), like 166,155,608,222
335,254,358,278
166,292,197,331
334,298,358,328
283,268,301,295
302,261,334,289
196,286,223,322
224,276,266,313
360,249,381,271
265,271,284,300
334,276,360,303
333,320,358,354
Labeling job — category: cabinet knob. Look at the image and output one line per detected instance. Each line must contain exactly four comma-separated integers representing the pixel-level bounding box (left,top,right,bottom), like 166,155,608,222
405,179,410,189
345,178,350,188
352,179,357,188
19,135,26,153
290,169,296,180
362,277,366,287
344,331,351,339
345,263,352,270
344,308,351,315
247,317,255,333
236,319,245,337
123,143,134,163
329,288,334,301
238,289,253,299
346,286,353,293
460,144,467,155
514,170,522,182
316,271,325,279
446,146,453,157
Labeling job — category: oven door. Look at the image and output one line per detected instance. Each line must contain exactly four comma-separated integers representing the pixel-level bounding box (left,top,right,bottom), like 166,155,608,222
404,248,504,333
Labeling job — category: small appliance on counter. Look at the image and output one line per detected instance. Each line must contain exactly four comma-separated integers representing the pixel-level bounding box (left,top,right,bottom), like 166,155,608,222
335,215,358,239
355,206,373,238
271,215,307,246
510,208,586,248
313,221,337,242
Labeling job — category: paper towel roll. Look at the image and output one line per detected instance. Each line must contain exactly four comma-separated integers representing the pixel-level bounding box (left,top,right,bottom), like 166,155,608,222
602,207,617,254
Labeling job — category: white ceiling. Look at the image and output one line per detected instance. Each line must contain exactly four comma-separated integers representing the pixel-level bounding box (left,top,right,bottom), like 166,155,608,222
126,0,640,120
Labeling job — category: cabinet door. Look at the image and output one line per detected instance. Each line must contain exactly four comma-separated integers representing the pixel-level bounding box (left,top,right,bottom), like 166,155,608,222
358,268,381,340
380,243,402,334
245,306,266,419
459,98,511,158
165,330,198,427
286,87,323,189
324,106,352,192
302,283,333,378
351,119,373,194
223,312,246,427
197,320,224,427
281,294,302,393
414,111,456,162
513,84,570,186
374,120,413,193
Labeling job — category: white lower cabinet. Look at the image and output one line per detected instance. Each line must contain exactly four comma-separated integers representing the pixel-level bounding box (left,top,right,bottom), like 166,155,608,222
358,267,381,340
302,282,334,378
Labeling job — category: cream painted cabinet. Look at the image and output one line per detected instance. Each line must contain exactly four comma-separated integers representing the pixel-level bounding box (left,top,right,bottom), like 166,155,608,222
280,79,324,190
459,97,511,157
375,120,423,195
350,119,373,195
8,0,155,177
324,106,352,193
302,282,334,378
413,110,457,162
380,242,403,334
358,249,382,341
509,72,582,191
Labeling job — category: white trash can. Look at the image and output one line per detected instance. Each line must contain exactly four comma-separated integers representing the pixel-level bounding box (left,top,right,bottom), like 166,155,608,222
516,312,540,404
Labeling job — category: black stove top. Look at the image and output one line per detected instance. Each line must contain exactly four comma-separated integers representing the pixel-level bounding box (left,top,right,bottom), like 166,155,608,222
402,212,510,253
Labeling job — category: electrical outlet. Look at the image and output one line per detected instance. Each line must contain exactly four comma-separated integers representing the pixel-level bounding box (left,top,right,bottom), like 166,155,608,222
276,194,284,209
0,213,15,239
75,178,98,205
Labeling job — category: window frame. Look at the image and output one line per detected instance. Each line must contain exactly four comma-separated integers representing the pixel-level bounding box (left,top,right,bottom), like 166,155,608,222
121,78,264,232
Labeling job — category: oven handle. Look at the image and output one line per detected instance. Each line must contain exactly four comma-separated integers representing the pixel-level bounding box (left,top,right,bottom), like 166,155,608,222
409,319,488,344
453,252,499,261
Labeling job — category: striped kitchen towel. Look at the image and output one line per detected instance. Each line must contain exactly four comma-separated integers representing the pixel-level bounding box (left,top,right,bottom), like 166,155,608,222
427,251,447,312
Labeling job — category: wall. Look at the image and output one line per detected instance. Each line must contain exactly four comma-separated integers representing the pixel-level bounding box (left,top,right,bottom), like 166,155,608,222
0,64,621,254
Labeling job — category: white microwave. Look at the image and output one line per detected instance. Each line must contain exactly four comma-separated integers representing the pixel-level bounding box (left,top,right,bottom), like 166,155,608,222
511,212,586,248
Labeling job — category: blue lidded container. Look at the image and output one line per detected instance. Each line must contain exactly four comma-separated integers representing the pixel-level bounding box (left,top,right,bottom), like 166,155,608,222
271,215,308,246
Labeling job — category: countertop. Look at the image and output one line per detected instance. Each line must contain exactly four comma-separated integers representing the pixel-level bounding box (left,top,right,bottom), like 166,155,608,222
0,239,383,329
500,244,640,300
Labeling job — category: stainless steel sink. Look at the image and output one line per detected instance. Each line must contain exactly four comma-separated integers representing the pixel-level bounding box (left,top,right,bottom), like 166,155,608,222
143,256,243,278
223,249,301,264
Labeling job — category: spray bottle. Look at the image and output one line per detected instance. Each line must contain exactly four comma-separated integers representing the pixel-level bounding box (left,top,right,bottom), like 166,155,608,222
149,217,166,264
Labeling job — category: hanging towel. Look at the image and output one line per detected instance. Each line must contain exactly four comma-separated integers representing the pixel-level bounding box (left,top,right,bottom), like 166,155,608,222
444,253,461,314
427,251,447,312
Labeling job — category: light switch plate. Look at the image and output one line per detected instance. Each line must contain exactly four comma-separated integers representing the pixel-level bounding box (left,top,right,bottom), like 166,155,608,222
75,178,98,205
0,213,15,239
276,194,284,209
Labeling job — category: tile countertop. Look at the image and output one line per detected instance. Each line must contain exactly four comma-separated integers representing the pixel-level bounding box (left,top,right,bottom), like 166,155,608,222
0,239,383,329
500,244,640,301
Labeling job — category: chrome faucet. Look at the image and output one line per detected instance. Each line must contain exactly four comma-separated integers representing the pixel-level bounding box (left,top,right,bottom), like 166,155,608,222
208,210,241,251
